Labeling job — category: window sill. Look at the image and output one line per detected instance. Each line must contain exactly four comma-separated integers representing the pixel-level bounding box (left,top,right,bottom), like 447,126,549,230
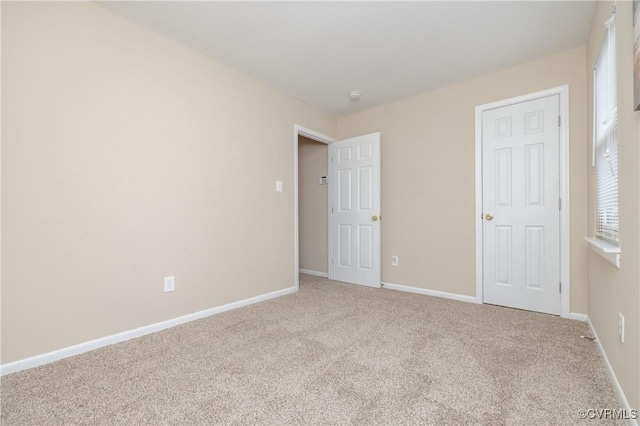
584,237,620,268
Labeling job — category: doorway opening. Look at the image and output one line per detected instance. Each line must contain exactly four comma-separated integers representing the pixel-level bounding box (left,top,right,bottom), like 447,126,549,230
294,126,382,290
293,125,335,290
298,136,330,277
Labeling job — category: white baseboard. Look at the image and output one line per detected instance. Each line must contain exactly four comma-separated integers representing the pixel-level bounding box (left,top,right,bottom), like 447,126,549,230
381,282,478,304
299,269,328,278
567,312,588,322
587,317,638,426
0,286,297,376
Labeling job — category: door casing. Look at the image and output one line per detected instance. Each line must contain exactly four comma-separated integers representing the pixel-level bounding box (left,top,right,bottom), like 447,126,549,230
475,85,572,318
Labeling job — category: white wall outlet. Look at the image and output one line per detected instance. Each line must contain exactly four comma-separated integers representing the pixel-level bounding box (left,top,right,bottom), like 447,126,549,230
164,276,175,293
618,313,625,343
276,180,283,192
391,256,399,266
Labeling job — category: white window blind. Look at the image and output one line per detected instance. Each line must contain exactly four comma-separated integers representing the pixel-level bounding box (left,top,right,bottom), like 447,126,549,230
593,12,618,242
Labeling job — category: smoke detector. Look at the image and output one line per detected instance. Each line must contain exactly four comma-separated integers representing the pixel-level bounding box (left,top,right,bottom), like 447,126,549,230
348,91,361,101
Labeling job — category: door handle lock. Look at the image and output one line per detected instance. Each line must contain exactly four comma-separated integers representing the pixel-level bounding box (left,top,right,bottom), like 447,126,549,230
371,215,379,221
485,213,494,221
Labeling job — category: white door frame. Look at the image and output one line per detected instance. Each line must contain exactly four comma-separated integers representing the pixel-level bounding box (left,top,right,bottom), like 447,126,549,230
294,125,336,291
475,85,571,318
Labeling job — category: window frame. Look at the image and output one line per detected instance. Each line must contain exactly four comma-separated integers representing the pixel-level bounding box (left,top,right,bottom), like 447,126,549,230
586,8,621,269
592,11,619,245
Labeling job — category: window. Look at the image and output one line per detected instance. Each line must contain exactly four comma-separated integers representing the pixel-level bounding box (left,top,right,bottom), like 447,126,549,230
593,11,618,243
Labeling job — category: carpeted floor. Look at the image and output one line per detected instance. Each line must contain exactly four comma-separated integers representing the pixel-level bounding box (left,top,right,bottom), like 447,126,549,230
1,274,621,425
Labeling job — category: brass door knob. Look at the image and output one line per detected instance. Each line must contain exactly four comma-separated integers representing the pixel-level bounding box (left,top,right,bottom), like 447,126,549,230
371,215,379,221
485,213,494,221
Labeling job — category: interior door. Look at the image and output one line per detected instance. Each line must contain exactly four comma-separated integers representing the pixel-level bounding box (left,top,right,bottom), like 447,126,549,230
330,133,381,288
482,95,560,315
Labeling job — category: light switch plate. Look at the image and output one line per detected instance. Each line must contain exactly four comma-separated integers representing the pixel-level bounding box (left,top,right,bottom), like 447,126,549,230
276,180,283,192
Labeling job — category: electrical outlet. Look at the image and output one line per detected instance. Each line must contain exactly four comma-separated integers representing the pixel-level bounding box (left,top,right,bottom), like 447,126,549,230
391,256,399,266
619,313,625,343
164,276,175,293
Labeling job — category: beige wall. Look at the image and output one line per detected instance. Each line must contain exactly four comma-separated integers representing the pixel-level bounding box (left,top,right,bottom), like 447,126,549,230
1,2,335,364
337,47,589,314
586,0,640,409
298,137,328,273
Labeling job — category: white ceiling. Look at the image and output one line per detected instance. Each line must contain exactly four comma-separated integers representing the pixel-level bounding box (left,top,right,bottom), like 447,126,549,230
99,1,595,116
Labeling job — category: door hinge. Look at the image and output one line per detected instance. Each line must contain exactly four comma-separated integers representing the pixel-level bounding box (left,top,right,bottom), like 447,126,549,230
558,198,562,210
331,259,334,265
331,157,334,163
559,281,562,293
558,115,561,127
331,207,334,213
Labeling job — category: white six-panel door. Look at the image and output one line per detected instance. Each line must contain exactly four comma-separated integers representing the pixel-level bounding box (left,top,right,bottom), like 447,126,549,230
330,133,381,288
482,95,560,315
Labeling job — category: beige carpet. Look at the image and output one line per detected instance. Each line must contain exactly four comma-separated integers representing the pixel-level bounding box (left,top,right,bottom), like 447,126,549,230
1,274,621,425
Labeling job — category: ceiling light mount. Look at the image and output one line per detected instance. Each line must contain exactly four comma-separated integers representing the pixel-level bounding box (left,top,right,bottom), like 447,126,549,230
348,90,361,102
